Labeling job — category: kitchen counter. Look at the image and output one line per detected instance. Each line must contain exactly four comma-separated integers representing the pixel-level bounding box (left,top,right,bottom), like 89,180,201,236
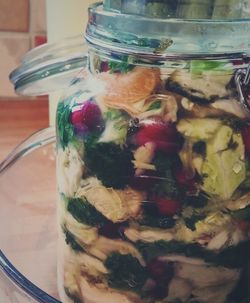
0,97,49,162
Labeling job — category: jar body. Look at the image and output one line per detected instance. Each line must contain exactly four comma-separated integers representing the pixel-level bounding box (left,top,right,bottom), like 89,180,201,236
56,50,250,303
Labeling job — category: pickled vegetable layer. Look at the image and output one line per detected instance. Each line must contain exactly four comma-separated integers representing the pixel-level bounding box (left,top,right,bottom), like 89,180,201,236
56,57,250,303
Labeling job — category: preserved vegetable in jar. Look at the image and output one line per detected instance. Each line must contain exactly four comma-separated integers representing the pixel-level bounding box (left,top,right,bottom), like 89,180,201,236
9,1,250,303
56,52,250,303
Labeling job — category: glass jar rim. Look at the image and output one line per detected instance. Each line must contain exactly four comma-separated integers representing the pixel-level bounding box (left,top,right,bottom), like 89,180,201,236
86,3,250,56
10,2,250,96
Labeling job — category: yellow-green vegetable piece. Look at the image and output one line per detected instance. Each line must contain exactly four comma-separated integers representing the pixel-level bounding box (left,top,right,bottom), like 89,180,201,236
177,118,246,200
202,131,245,200
177,118,222,141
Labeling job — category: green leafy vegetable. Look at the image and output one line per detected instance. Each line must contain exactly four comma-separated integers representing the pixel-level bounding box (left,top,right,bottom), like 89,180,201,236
84,138,135,189
230,205,250,221
190,60,230,75
151,152,180,198
239,160,250,190
140,214,176,229
63,226,84,252
215,240,250,268
136,240,250,268
99,109,129,145
56,102,75,149
104,252,148,293
147,100,162,111
64,288,81,303
184,194,208,208
135,240,202,262
108,56,134,73
67,197,108,227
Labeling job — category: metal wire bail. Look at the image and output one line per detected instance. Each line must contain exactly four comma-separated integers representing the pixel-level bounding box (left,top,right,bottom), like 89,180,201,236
235,62,250,112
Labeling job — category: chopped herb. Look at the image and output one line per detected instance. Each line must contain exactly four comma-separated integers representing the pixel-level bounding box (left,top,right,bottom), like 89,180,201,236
136,240,250,268
184,194,208,208
222,117,244,133
147,100,162,111
104,253,148,293
230,205,250,221
64,288,81,303
190,60,230,75
151,152,180,198
62,226,84,252
56,102,75,149
215,240,250,268
108,56,134,73
193,141,206,156
140,214,176,229
85,138,135,189
140,200,176,229
67,197,108,227
184,214,206,231
101,108,129,145
136,240,190,262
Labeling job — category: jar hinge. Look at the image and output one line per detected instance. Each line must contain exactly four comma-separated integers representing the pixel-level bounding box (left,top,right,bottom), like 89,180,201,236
235,62,250,112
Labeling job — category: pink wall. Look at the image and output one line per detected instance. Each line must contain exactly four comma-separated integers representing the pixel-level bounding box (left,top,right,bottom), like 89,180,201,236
0,0,47,98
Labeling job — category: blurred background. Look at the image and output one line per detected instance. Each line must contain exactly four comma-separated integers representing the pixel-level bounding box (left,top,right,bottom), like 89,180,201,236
0,0,95,161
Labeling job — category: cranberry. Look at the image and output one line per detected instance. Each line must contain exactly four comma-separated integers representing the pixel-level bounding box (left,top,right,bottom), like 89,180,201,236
147,259,168,279
155,198,182,216
135,121,181,153
147,260,174,299
70,101,102,132
100,61,110,72
70,109,83,125
173,167,197,191
237,220,250,232
81,102,102,130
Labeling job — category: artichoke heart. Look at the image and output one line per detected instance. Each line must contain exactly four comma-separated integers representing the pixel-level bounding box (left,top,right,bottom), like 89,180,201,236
76,177,145,222
57,143,85,197
64,212,98,247
177,118,246,200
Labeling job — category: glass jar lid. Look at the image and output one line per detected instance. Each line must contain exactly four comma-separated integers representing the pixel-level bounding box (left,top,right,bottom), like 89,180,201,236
10,1,250,96
10,35,88,96
86,2,250,56
103,0,250,20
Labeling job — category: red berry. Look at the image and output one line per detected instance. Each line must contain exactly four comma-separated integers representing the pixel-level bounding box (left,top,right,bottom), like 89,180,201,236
70,101,102,131
155,197,182,216
147,260,174,299
70,109,83,125
147,259,167,279
136,121,180,153
81,102,102,130
100,61,110,72
174,167,197,191
237,220,250,232
241,125,250,155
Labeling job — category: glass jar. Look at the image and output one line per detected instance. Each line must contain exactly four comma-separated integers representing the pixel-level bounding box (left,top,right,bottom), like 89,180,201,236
10,2,250,303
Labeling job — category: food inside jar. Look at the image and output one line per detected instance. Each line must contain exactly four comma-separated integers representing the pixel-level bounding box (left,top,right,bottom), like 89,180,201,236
56,56,250,303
